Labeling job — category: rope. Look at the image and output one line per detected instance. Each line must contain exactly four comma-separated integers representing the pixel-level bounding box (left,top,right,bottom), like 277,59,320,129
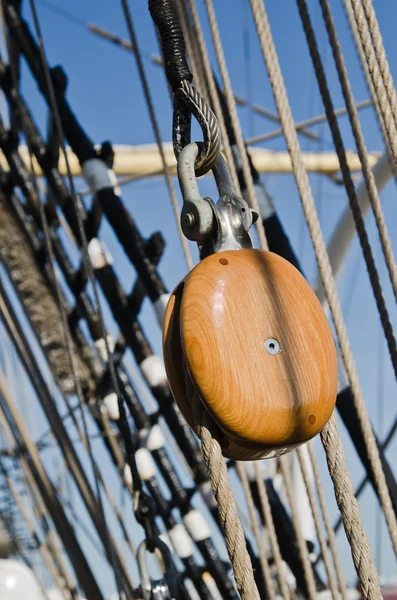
254,463,292,600
173,1,208,101
121,0,194,271
248,0,383,594
319,0,397,306
297,0,397,559
345,0,397,169
297,447,340,599
236,463,275,600
321,415,380,599
279,456,317,600
341,0,396,179
202,0,269,250
307,444,347,600
185,370,259,600
186,0,242,194
360,0,397,133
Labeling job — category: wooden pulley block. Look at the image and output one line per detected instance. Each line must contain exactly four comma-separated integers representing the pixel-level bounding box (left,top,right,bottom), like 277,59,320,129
163,248,338,460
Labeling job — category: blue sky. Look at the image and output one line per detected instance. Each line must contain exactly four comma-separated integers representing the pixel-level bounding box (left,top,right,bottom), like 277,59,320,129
3,0,397,594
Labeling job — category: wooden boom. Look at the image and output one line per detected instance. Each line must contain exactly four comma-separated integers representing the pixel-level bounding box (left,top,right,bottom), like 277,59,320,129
1,144,380,178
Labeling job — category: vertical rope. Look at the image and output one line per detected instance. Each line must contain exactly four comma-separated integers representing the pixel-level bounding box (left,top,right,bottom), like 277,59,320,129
197,412,260,600
297,447,340,599
186,0,242,193
319,0,397,306
321,415,381,599
307,444,347,600
345,0,397,169
297,0,397,559
185,368,259,600
236,462,276,600
341,0,395,173
360,0,397,132
201,0,269,250
254,464,292,600
279,456,317,600
248,0,382,594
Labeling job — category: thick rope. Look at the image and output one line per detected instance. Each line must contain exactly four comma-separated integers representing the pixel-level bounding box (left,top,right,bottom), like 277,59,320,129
297,0,397,559
319,0,397,306
254,464,291,600
173,0,208,101
202,0,268,250
345,0,397,170
341,0,396,176
236,463,275,600
307,444,347,600
121,0,194,271
297,447,340,599
321,415,380,599
248,0,382,594
360,0,397,133
196,412,260,599
279,456,317,600
185,371,259,600
185,0,241,193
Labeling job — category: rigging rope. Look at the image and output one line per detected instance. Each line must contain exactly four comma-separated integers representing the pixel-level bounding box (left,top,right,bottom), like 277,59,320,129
236,462,275,599
190,395,260,600
26,3,135,595
202,0,268,250
184,0,242,193
345,0,397,170
254,464,292,599
2,0,397,596
297,447,340,599
296,0,397,560
279,456,317,600
248,0,382,595
341,0,397,182
308,443,347,600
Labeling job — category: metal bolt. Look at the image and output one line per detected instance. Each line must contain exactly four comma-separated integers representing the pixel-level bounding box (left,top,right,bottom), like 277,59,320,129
264,338,280,355
183,212,196,229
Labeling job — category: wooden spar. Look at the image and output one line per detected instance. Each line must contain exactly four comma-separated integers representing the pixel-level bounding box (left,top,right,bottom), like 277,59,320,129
1,144,381,178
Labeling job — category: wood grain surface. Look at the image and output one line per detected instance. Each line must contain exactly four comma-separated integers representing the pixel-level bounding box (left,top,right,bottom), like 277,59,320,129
164,249,337,460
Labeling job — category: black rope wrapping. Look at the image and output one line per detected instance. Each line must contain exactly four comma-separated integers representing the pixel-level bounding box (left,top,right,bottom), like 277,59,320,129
149,0,192,90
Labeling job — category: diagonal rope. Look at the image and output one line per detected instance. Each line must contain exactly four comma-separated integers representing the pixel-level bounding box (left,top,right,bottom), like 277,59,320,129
297,0,397,560
185,370,259,600
254,464,291,600
185,0,242,193
318,0,397,306
201,0,268,250
341,0,397,180
345,0,397,170
360,0,397,133
236,462,275,600
248,0,382,595
307,444,347,600
321,415,381,599
297,447,340,599
279,456,317,600
25,2,140,595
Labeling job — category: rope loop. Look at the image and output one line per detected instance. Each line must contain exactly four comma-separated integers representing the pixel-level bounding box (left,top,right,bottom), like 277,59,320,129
173,79,221,176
